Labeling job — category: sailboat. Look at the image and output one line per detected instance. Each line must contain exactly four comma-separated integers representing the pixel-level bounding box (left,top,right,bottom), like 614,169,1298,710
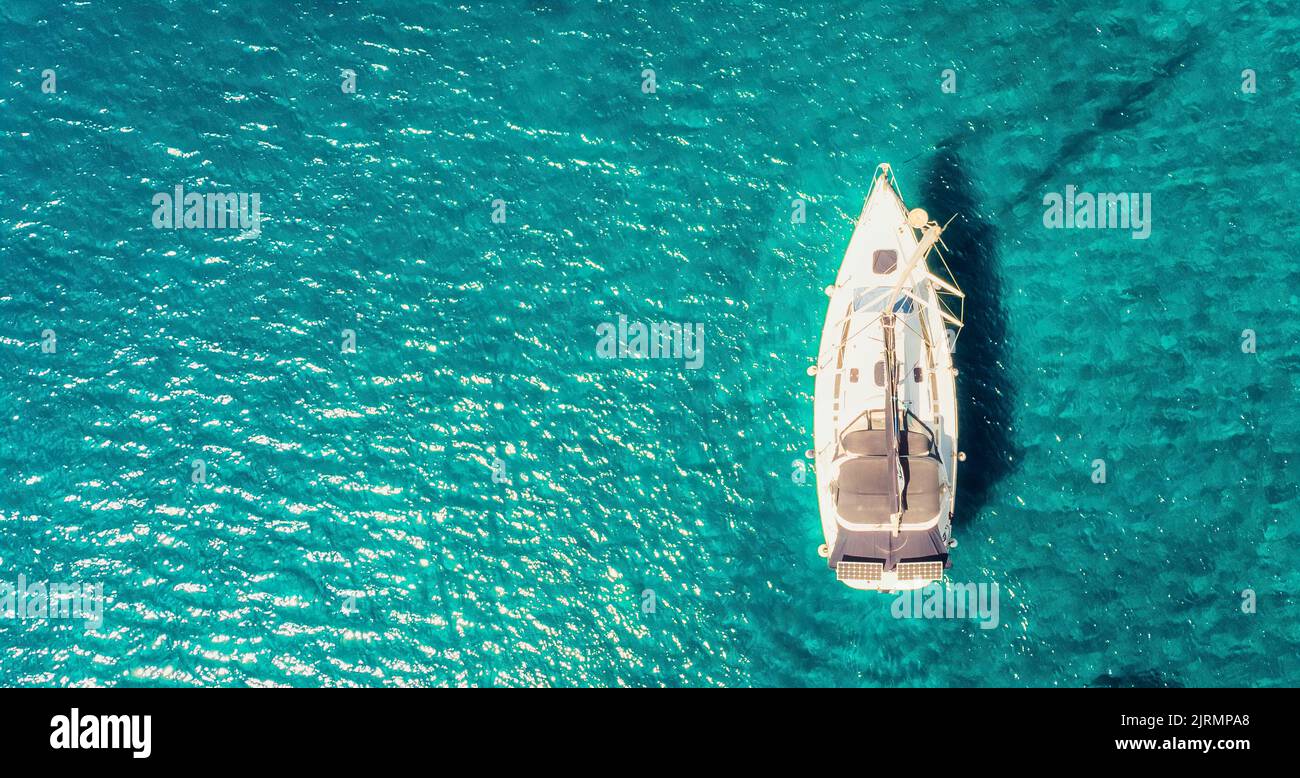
812,163,965,590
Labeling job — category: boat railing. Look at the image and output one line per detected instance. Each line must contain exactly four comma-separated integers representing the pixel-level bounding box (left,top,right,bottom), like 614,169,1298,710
817,166,965,369
879,161,966,345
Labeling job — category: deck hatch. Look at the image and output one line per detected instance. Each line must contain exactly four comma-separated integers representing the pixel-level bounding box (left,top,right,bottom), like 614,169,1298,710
872,249,898,274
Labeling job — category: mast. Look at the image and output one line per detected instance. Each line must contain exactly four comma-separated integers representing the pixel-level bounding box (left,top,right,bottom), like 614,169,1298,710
882,311,903,536
886,220,944,313
883,212,944,540
860,168,957,540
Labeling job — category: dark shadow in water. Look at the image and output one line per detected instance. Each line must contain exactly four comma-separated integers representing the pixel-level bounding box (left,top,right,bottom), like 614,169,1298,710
1090,670,1183,689
1016,28,1203,207
920,145,1017,524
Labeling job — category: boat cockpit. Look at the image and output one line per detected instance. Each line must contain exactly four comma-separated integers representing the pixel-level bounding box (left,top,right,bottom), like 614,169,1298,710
829,410,943,526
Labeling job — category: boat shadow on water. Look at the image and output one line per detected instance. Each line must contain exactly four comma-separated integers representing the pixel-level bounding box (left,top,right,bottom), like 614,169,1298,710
920,146,1017,526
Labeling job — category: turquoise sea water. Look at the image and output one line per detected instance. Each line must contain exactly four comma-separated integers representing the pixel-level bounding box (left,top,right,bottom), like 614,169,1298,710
1,1,1297,686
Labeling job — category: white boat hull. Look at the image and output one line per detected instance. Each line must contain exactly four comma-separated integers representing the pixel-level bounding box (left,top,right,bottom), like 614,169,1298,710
813,165,962,591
